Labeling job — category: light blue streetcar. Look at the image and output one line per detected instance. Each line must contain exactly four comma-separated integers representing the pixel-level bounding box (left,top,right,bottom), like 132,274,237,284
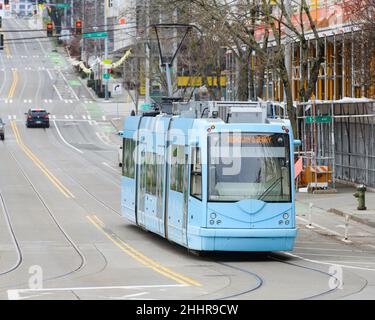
120,101,299,252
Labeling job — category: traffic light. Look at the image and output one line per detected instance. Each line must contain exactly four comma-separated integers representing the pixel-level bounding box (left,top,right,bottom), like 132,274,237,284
0,34,4,51
47,23,53,37
75,20,82,35
0,17,2,29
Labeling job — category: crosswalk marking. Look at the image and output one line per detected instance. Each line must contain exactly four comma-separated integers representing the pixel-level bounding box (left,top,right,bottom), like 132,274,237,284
4,115,109,124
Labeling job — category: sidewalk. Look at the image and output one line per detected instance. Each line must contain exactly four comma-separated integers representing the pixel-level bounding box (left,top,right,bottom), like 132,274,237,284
296,183,375,228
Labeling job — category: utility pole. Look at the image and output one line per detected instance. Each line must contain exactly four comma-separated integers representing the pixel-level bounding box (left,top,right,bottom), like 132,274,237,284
81,0,86,63
71,0,74,29
284,0,292,104
64,0,68,27
104,0,109,100
145,0,150,103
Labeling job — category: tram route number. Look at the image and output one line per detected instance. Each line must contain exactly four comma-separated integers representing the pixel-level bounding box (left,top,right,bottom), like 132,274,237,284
136,304,239,317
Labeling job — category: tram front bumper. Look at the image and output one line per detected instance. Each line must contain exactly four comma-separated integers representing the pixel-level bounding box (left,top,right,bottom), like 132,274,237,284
188,227,297,252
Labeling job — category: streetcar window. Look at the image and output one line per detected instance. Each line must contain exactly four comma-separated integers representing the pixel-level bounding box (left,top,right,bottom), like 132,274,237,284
146,152,157,196
156,154,165,217
208,133,291,202
190,147,202,200
170,145,185,193
123,138,136,179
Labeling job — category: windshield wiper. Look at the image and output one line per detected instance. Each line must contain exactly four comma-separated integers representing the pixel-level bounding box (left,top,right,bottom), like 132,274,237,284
257,177,283,201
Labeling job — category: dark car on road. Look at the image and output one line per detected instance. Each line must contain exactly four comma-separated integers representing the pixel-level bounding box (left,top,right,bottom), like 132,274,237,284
25,109,50,128
0,118,5,140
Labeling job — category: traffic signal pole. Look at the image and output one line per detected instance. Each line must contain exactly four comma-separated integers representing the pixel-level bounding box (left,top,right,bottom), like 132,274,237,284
104,0,109,101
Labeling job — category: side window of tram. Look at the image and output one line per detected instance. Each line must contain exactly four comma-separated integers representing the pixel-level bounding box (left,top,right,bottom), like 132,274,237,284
170,145,184,193
190,147,202,200
145,152,157,196
123,138,136,179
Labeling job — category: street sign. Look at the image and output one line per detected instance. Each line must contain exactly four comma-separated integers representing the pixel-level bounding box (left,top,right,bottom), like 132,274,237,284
305,116,314,124
52,4,71,9
83,32,108,39
112,83,122,95
305,116,332,124
103,73,111,80
316,116,332,123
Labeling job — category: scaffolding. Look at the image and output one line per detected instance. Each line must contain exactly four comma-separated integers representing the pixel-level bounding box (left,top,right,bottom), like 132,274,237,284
297,99,375,191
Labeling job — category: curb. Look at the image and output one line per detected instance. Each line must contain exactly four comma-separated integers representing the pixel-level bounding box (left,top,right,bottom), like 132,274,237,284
328,208,375,228
77,77,101,102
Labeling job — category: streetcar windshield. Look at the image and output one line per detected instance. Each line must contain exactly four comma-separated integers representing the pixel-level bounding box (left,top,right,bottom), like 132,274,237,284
208,133,291,202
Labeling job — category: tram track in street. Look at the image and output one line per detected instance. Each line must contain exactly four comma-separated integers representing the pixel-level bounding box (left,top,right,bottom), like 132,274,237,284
0,150,87,289
59,165,121,216
0,191,23,277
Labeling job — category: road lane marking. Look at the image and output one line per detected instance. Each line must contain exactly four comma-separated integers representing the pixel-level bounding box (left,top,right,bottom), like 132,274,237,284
52,120,83,154
102,162,118,173
297,216,342,236
96,132,115,147
46,69,53,80
7,69,18,99
294,246,355,252
53,84,63,101
11,121,75,199
87,215,201,287
283,251,375,272
59,70,80,101
7,284,187,300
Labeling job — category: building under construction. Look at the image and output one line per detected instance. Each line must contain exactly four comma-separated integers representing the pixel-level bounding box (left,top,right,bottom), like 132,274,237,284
225,1,375,190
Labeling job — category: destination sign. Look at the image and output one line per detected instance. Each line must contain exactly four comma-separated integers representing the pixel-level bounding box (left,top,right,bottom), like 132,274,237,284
226,136,273,144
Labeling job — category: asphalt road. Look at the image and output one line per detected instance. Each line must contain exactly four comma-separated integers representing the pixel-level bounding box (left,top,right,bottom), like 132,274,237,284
0,17,375,300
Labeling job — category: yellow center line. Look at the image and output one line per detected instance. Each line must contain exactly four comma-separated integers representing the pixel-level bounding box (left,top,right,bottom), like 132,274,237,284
4,34,17,100
4,33,11,56
8,69,18,99
87,215,202,287
11,121,75,199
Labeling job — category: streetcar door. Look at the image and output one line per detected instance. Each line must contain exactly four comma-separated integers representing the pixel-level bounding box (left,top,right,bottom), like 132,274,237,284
188,146,203,248
136,139,147,227
167,144,188,246
182,149,189,245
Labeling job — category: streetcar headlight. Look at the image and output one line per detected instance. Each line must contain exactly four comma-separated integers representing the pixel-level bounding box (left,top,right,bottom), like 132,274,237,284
283,213,289,220
210,213,217,219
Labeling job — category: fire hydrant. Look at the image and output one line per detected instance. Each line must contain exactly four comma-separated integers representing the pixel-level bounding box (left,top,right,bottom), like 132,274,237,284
354,185,367,211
